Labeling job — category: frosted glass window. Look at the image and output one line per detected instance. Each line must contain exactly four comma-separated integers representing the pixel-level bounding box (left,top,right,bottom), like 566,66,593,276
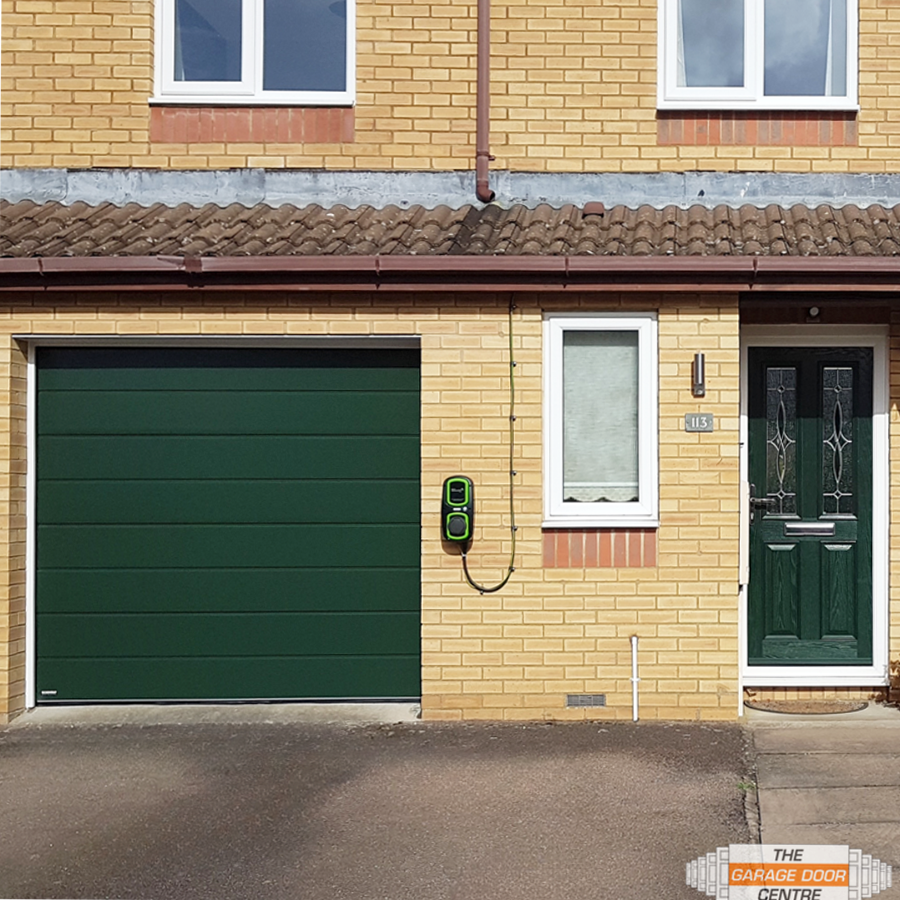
545,315,657,525
563,331,640,504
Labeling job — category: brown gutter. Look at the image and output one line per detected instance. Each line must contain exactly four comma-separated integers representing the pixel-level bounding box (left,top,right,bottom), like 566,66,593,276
38,256,187,274
5,254,900,293
475,0,495,203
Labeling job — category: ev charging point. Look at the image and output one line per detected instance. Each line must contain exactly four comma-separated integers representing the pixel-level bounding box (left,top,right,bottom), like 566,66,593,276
442,475,474,543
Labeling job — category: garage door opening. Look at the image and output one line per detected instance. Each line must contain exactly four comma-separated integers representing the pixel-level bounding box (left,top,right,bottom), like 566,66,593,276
34,345,421,703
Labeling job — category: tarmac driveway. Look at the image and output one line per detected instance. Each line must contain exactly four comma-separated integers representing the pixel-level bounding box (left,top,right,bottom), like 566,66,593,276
0,715,752,900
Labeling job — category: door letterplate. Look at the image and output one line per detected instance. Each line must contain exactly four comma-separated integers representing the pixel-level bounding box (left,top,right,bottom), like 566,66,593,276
783,522,836,537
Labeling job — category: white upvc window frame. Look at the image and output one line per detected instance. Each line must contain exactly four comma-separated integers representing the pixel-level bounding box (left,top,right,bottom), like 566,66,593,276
153,0,356,107
657,0,858,111
543,314,659,529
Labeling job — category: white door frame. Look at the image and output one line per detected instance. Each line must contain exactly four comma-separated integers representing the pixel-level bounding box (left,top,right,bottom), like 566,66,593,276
739,325,890,688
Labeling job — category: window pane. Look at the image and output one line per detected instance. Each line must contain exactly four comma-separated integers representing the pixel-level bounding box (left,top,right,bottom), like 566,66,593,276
174,0,242,82
822,367,854,516
765,367,798,516
678,0,744,88
562,331,639,504
765,0,846,95
264,0,347,92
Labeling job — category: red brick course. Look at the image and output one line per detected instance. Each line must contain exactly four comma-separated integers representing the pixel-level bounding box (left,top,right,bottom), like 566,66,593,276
542,529,657,568
150,107,355,144
657,112,857,146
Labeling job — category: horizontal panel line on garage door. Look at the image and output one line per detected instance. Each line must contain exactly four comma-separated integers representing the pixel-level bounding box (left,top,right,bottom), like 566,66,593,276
38,569,420,612
39,378,420,392
38,612,420,656
40,524,421,529
38,347,418,384
40,612,420,619
38,477,418,483
39,381,420,392
38,393,420,435
38,566,420,572
38,525,420,568
40,524,421,531
38,481,419,524
36,656,422,701
41,655,422,661
40,478,419,482
39,388,421,396
39,436,418,479
39,650,424,659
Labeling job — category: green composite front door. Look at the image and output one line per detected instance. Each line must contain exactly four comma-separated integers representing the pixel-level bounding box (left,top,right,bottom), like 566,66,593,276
36,346,421,702
747,347,873,666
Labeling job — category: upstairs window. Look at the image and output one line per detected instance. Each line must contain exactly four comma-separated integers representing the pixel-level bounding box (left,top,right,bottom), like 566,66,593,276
658,0,857,110
155,0,354,105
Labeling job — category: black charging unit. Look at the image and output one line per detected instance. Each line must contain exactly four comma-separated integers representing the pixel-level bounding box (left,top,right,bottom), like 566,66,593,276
442,476,474,543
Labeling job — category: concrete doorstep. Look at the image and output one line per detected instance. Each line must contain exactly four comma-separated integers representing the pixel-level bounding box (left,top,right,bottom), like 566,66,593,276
746,702,900,867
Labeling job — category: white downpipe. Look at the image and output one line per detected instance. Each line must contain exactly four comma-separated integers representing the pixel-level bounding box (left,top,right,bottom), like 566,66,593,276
630,634,640,722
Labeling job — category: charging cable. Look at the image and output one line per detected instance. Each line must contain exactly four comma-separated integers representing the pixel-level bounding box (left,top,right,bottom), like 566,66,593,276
459,298,518,594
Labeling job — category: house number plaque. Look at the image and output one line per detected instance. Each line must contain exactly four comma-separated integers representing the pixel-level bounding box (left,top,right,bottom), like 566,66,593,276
685,413,714,433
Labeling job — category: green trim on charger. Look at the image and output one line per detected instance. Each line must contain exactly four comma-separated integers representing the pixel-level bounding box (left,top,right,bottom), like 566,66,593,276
445,477,471,507
444,512,471,542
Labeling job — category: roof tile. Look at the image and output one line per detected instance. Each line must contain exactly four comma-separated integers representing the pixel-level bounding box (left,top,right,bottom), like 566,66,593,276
6,199,900,259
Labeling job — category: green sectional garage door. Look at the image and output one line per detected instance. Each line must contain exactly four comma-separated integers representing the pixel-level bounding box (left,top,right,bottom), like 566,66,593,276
36,346,421,702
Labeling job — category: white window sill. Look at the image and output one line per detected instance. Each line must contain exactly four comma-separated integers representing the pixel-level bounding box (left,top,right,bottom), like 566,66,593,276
542,519,660,530
149,96,355,108
657,99,859,113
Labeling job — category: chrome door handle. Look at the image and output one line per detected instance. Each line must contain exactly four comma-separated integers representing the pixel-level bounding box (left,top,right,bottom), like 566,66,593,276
748,484,776,524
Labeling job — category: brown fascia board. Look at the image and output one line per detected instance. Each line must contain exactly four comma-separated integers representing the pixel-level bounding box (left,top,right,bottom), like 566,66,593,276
564,256,755,290
565,257,754,274
35,256,187,273
195,255,381,291
199,256,379,273
0,255,188,289
0,259,42,273
375,256,573,291
0,254,564,292
3,254,900,292
750,256,900,290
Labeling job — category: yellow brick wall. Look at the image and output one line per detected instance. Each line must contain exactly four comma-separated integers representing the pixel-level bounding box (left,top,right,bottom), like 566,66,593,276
0,291,741,722
424,293,741,721
0,341,26,722
3,0,900,172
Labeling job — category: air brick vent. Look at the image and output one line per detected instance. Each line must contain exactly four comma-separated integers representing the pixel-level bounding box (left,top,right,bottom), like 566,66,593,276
566,694,607,708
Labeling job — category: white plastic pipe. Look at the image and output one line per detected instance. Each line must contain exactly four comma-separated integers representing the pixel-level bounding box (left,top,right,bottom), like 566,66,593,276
630,634,640,722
